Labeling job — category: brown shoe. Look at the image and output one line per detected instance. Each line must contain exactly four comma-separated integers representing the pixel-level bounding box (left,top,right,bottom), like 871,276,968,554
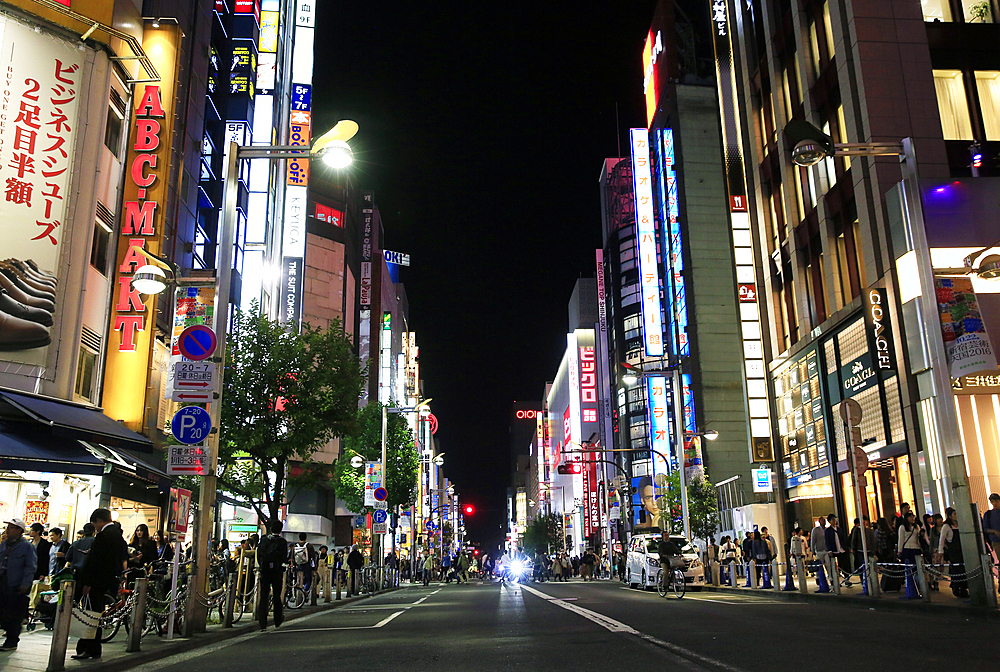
24,259,56,279
6,260,55,288
0,290,52,326
0,309,50,350
0,271,53,312
0,264,55,301
0,263,55,298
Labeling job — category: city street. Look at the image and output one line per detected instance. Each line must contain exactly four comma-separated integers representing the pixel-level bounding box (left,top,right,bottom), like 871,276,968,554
132,580,995,672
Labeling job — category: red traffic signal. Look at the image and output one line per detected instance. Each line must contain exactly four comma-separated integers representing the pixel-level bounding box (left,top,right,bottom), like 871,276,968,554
473,549,480,556
557,462,582,475
464,504,475,515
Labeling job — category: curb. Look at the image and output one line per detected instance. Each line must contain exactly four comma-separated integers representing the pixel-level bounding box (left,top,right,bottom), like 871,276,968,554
698,583,1000,618
83,588,399,672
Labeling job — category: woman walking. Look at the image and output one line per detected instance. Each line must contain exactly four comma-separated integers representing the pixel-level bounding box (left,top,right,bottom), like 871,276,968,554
938,507,969,597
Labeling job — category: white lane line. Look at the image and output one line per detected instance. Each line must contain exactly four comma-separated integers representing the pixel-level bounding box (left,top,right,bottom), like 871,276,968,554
413,595,430,604
281,610,405,633
430,588,442,595
519,584,748,672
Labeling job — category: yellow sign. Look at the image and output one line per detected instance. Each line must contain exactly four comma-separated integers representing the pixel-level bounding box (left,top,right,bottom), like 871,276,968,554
259,11,279,52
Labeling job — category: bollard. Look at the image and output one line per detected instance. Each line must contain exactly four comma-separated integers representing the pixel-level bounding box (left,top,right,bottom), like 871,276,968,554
710,560,719,586
981,554,998,609
324,564,331,603
253,567,262,617
796,555,808,593
782,559,796,591
336,569,342,600
771,559,781,591
914,556,930,602
224,572,237,628
743,561,752,587
815,556,830,593
46,579,74,672
903,558,921,599
760,562,772,589
828,555,841,595
730,561,737,587
869,557,881,598
311,570,318,606
748,561,758,589
126,577,147,652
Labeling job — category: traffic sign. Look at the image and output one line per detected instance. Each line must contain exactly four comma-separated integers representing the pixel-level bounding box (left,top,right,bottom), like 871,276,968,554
171,406,212,445
373,522,388,534
839,398,863,426
853,445,869,476
167,444,210,475
372,509,388,524
373,486,387,501
373,500,388,510
174,361,218,389
178,325,217,362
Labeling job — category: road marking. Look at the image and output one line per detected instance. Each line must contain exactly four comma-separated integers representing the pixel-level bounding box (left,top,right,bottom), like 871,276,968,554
280,610,405,632
413,595,430,604
519,583,748,672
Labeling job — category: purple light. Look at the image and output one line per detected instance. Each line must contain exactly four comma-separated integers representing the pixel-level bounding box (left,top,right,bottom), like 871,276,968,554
935,187,946,193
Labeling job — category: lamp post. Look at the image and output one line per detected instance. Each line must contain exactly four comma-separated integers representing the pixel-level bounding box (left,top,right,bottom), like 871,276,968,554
134,123,359,632
784,120,999,606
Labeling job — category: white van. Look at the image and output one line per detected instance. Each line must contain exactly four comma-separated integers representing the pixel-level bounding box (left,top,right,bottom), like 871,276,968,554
626,532,705,590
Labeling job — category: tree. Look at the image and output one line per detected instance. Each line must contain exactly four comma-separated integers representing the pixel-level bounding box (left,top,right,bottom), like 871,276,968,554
687,476,720,547
654,471,719,543
332,401,418,513
522,513,562,554
218,304,365,524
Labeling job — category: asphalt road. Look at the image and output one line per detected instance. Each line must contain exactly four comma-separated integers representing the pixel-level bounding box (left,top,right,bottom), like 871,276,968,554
132,579,996,672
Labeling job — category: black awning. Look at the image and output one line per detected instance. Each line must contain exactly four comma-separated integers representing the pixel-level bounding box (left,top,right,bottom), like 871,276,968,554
0,388,154,453
0,424,105,475
92,444,170,485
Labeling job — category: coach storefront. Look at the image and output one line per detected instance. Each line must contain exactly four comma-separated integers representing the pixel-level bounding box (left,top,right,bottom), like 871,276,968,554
776,295,914,529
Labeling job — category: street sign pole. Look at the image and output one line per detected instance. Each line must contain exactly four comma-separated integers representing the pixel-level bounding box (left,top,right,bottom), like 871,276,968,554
189,142,239,634
840,398,874,596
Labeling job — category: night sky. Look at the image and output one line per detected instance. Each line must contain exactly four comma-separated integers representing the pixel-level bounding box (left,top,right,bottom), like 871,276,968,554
313,2,656,550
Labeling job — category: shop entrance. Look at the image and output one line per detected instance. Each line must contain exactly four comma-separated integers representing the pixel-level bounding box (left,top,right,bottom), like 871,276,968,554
843,454,915,524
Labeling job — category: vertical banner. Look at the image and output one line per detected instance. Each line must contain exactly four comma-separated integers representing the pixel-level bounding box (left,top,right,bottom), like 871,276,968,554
596,250,614,456
630,128,665,357
647,376,671,476
364,461,383,506
0,15,83,368
934,277,997,377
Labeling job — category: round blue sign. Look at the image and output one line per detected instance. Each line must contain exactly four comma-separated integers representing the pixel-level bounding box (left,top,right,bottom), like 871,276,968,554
171,406,212,445
372,509,388,524
178,325,217,362
373,486,388,501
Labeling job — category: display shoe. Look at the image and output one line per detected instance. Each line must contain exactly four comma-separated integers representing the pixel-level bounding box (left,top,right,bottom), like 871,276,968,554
0,289,52,326
0,262,56,297
0,271,54,312
24,259,56,280
6,259,55,288
0,309,50,350
0,264,55,301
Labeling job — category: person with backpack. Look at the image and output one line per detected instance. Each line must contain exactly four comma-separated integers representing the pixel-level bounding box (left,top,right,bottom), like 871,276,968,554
256,520,288,631
291,533,315,597
347,544,364,595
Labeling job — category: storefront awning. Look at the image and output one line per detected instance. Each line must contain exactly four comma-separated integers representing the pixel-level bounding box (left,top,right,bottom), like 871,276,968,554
90,444,170,485
0,388,154,453
0,423,105,475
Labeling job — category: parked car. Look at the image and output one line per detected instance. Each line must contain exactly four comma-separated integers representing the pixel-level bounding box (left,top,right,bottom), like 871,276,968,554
625,532,705,590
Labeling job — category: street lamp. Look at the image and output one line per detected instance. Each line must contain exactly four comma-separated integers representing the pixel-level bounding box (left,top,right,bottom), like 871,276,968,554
134,120,359,633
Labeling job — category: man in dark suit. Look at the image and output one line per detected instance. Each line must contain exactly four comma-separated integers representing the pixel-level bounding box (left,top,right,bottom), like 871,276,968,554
72,508,120,660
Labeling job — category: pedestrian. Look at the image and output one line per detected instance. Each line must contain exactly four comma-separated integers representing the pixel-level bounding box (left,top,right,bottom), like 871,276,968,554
582,549,596,580
875,518,894,563
982,493,1000,567
441,551,452,582
0,518,35,652
291,533,315,595
938,507,968,598
761,527,778,565
65,523,95,579
72,508,121,659
562,554,572,581
154,529,174,562
46,527,69,578
741,532,754,583
571,554,580,577
317,545,330,600
456,552,470,583
810,517,828,586
422,553,434,586
894,503,911,534
347,544,364,594
255,520,287,631
824,514,847,582
721,535,738,582
897,511,922,589
27,523,50,581
789,528,804,576
751,531,769,584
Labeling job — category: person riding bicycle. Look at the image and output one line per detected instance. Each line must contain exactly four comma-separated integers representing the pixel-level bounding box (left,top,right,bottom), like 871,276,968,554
657,537,684,583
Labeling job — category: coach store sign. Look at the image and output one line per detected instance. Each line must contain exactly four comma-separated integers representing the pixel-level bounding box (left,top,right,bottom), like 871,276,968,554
841,353,877,398
863,288,897,372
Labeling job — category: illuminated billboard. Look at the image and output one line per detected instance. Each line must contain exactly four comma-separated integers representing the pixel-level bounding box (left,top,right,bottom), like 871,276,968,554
630,128,665,357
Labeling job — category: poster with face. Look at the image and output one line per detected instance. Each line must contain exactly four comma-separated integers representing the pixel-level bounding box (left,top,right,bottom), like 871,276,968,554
632,475,659,530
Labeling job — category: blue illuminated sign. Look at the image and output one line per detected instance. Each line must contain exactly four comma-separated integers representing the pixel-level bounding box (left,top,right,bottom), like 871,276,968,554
291,84,311,111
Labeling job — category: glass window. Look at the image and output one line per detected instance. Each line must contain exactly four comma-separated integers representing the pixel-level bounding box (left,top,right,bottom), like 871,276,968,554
961,0,993,22
809,21,822,78
836,106,851,171
75,347,97,402
933,69,974,140
104,105,123,158
90,220,110,275
975,71,1000,140
823,3,836,57
921,0,953,21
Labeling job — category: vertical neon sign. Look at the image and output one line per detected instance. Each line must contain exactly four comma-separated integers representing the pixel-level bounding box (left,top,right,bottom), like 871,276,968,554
630,128,664,357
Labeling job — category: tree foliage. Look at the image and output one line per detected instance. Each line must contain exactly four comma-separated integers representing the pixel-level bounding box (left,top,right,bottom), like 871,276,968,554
218,304,365,523
522,513,563,554
332,401,418,513
655,471,719,543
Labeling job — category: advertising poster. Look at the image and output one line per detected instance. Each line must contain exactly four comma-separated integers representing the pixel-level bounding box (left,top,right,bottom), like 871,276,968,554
0,16,83,363
23,500,49,526
165,287,215,399
631,475,660,531
935,277,997,377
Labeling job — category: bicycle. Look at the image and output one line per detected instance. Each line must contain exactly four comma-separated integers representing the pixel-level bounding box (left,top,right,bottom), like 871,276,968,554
655,563,686,599
283,565,307,610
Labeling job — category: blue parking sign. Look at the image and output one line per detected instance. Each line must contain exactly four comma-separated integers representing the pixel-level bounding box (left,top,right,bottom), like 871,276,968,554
172,406,212,445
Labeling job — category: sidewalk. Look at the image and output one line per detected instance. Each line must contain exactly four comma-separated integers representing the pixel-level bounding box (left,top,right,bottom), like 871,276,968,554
0,588,394,672
704,568,1000,617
